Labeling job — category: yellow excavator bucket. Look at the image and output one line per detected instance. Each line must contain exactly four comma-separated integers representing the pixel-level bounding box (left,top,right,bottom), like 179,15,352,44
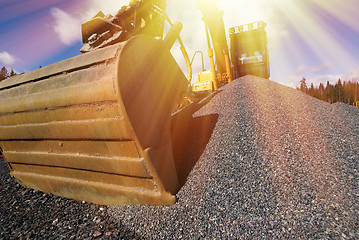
0,35,188,206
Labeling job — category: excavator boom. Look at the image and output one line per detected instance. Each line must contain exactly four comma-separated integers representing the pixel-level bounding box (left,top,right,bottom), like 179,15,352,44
196,0,232,84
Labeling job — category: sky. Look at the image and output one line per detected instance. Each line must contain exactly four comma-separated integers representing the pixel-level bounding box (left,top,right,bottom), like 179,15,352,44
1,0,359,88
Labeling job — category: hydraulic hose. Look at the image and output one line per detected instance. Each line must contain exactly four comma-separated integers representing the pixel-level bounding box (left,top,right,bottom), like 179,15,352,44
152,4,192,83
178,38,192,83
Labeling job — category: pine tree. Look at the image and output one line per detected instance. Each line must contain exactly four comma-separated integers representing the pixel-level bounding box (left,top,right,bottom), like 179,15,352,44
325,81,332,103
318,83,325,101
308,83,315,96
0,66,9,82
336,78,343,102
300,77,307,93
10,68,16,77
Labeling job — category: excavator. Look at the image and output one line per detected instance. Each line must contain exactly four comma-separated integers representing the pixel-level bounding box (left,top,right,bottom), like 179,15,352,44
0,0,269,206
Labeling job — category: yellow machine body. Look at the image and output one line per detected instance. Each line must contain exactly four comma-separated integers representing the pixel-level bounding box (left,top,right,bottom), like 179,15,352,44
0,35,188,206
192,71,214,93
0,0,270,206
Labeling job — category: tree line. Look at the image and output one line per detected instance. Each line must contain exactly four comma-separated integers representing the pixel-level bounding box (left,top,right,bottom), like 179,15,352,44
0,66,16,82
297,77,359,105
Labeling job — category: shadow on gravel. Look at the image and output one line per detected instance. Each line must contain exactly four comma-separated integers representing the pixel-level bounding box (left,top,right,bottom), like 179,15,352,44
171,92,219,188
0,158,139,239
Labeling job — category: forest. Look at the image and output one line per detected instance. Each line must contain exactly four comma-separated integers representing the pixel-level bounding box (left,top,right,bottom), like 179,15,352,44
297,77,359,106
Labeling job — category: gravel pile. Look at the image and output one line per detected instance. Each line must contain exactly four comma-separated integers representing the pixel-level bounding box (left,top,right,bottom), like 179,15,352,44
109,76,358,239
1,75,358,239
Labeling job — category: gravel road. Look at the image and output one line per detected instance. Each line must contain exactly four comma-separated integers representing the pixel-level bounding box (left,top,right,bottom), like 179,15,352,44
1,76,358,239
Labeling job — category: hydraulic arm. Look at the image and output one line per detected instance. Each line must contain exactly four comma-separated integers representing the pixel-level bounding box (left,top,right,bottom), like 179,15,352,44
196,0,232,87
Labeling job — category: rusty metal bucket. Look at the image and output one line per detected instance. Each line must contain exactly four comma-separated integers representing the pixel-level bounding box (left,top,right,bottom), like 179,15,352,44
0,35,188,205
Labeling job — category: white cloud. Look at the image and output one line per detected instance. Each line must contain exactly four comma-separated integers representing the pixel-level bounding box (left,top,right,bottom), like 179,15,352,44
51,8,83,46
286,66,359,88
50,1,131,46
341,67,359,82
309,61,333,74
278,76,299,89
290,65,306,75
289,61,334,76
0,51,16,65
86,0,130,16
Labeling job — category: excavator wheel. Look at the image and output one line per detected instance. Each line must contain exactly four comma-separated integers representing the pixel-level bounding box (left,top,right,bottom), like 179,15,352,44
0,35,188,206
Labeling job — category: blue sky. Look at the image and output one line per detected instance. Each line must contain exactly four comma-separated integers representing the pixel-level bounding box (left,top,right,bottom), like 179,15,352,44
1,0,359,88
